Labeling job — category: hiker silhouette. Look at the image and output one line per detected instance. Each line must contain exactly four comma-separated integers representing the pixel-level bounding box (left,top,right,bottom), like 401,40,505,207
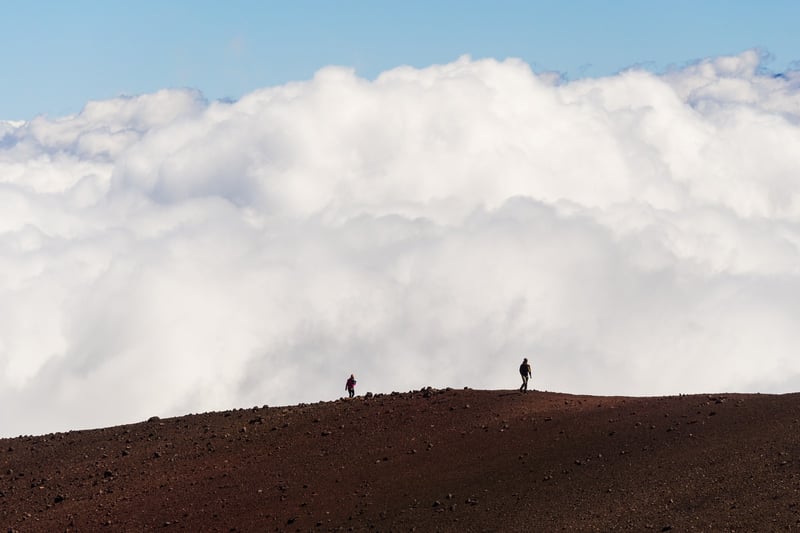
519,358,532,392
345,374,357,398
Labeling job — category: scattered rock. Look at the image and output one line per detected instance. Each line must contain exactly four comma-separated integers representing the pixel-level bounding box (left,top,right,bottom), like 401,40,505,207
0,390,793,531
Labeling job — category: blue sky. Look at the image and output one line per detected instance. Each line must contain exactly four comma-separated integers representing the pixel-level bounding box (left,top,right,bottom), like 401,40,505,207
3,0,799,120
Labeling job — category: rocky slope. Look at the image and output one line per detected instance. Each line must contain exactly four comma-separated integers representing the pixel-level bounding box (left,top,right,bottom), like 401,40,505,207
2,388,799,531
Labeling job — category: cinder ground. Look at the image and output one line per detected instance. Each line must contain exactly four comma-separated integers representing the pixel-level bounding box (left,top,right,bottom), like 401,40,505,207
2,388,799,531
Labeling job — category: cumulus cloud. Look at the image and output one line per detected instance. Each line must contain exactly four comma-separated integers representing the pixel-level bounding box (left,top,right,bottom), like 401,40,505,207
2,50,800,436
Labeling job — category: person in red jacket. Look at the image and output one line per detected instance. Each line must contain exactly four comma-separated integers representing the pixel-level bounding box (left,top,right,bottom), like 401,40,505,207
345,374,357,398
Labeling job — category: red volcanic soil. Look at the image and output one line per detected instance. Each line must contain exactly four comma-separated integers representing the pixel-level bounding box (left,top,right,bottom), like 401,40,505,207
2,388,800,531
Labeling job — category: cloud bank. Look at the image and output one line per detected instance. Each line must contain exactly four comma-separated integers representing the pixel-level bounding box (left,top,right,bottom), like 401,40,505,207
2,50,800,436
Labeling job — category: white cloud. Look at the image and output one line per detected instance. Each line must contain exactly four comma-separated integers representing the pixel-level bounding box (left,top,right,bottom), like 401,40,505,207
1,51,800,436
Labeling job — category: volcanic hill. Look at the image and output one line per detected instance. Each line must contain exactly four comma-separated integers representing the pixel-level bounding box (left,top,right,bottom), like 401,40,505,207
2,388,799,531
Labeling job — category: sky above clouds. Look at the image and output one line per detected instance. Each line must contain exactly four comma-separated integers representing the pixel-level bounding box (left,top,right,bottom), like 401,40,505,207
2,3,800,436
3,1,800,120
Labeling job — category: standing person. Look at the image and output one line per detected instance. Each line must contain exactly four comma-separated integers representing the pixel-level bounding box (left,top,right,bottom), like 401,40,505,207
345,374,357,398
519,358,532,392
